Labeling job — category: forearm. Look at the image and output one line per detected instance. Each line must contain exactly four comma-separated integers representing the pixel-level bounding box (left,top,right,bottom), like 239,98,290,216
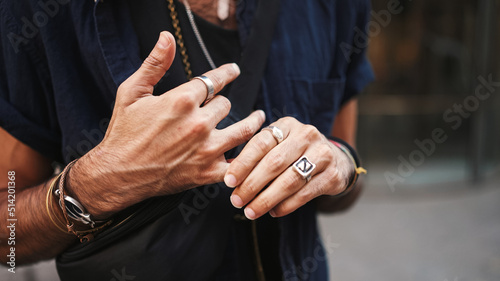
0,178,76,265
65,147,159,221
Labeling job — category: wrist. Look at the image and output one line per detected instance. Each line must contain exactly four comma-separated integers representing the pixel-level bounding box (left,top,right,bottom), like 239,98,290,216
327,136,367,196
330,141,355,190
65,147,132,221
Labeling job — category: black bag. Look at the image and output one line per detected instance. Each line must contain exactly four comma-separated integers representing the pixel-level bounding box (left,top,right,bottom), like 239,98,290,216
56,1,281,280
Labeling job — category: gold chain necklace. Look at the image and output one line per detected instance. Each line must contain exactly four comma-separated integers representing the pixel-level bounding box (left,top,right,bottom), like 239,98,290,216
166,0,193,80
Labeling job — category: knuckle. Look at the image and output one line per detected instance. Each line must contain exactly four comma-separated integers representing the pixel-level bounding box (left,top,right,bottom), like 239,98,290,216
227,159,248,175
267,153,286,173
282,116,297,123
143,54,166,71
238,123,255,141
200,142,217,156
208,72,225,93
297,188,314,204
257,197,274,212
280,174,302,193
303,125,318,140
217,96,232,114
251,135,273,152
219,64,238,80
239,181,258,199
271,205,284,217
273,201,296,218
190,117,210,135
173,94,197,110
319,144,334,160
301,125,319,141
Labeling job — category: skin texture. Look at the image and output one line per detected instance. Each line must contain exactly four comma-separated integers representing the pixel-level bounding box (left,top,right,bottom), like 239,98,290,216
0,32,265,264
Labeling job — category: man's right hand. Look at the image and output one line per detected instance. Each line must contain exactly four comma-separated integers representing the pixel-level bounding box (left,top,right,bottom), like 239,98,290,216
68,31,265,220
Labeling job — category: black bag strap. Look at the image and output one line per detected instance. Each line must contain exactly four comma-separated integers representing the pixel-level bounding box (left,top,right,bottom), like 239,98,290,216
227,0,281,117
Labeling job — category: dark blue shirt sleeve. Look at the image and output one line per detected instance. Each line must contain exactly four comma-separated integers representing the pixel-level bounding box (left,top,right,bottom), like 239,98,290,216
0,2,62,161
341,0,375,105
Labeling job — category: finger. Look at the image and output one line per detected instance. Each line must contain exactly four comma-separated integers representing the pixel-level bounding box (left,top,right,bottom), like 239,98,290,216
202,159,231,185
199,95,233,129
212,110,266,157
269,176,323,218
123,32,176,99
241,166,306,220
228,138,307,209
269,164,346,218
224,123,290,188
165,63,241,106
241,144,332,220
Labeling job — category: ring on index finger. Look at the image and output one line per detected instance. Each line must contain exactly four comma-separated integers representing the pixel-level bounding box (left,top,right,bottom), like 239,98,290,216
194,75,215,105
262,126,284,144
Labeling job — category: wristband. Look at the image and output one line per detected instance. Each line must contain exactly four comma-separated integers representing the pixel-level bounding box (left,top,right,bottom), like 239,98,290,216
327,137,367,197
45,173,69,233
56,159,111,242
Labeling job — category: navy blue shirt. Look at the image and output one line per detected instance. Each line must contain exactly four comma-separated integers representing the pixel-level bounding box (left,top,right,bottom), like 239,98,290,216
0,0,373,280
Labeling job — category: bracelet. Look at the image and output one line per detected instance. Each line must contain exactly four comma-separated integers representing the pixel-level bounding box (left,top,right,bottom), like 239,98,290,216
45,173,69,234
328,137,367,197
57,159,111,242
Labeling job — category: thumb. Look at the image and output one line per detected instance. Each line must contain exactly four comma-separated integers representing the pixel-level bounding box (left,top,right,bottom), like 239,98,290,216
122,31,176,99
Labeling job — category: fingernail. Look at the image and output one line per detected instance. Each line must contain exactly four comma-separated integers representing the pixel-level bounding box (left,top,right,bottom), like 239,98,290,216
225,174,237,188
231,63,240,75
269,210,277,218
244,208,256,220
230,194,244,209
157,32,170,49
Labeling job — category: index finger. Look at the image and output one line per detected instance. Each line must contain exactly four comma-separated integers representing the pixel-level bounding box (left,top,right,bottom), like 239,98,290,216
163,63,241,105
224,123,291,188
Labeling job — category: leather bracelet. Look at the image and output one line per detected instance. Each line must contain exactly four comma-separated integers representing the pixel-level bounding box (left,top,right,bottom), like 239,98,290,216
328,137,367,197
45,173,69,233
57,159,112,242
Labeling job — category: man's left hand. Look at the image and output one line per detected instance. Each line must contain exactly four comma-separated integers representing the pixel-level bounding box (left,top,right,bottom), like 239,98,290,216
224,117,354,220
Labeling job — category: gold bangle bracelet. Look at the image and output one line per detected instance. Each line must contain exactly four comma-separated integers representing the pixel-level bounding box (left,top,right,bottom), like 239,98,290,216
45,173,68,234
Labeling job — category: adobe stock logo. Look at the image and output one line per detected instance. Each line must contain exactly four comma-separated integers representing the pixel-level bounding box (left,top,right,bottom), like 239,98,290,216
385,74,500,191
8,0,70,53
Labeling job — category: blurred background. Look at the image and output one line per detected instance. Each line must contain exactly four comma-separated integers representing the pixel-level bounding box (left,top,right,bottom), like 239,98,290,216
320,0,500,280
3,0,500,280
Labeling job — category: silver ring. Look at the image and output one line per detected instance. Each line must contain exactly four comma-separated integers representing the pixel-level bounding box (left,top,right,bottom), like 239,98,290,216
194,75,215,105
262,126,284,144
293,156,316,183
